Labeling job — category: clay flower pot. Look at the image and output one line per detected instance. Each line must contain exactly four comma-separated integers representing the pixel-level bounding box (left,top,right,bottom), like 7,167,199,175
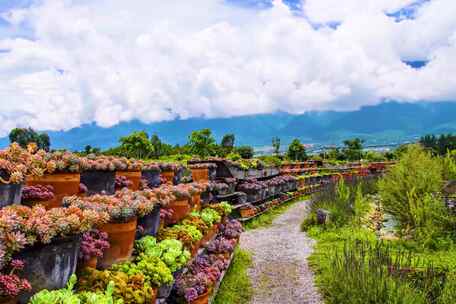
165,199,190,224
79,256,98,271
98,217,137,269
191,168,209,183
191,193,201,211
26,173,80,209
0,297,18,304
161,171,175,185
189,290,211,304
116,171,141,191
200,225,219,247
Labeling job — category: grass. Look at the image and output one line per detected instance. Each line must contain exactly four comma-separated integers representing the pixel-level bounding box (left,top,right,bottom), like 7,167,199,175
306,225,456,304
213,247,253,304
243,195,310,230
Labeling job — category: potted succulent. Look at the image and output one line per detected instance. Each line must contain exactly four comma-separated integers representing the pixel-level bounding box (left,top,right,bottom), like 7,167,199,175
0,260,31,304
78,229,110,270
79,155,117,195
141,163,161,188
206,237,236,258
114,157,143,191
157,224,203,254
189,163,216,183
0,204,107,304
20,185,55,209
159,163,177,185
163,185,191,224
114,175,133,191
0,143,30,208
77,268,156,303
64,189,157,269
219,219,243,241
26,146,82,208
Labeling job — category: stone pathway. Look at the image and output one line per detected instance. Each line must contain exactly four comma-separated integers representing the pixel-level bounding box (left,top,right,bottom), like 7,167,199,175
240,200,322,304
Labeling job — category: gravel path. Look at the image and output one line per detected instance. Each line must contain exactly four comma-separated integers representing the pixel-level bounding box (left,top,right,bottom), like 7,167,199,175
240,200,322,304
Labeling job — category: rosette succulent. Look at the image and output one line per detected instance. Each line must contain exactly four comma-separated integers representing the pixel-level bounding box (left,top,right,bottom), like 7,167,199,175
0,259,31,298
21,185,55,203
79,229,110,262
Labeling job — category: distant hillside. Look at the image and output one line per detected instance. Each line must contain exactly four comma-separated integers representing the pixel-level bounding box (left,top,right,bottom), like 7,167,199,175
1,101,455,151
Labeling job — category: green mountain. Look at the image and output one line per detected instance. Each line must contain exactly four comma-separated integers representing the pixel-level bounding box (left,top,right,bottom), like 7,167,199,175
1,101,455,150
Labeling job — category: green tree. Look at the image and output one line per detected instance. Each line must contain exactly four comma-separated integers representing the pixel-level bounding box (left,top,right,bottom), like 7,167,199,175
187,128,216,158
83,145,101,155
219,133,235,157
342,138,364,161
287,139,307,161
236,146,254,159
150,133,168,159
272,137,281,155
119,131,153,159
378,144,444,234
9,127,51,151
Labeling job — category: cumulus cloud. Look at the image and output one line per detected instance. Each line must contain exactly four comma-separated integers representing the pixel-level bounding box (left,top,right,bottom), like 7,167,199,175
0,0,455,135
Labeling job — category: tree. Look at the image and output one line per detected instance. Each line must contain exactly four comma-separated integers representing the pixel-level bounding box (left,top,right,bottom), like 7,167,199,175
272,137,281,155
287,139,307,161
236,146,254,159
221,134,235,150
150,133,166,159
342,138,364,161
9,127,51,151
83,145,100,155
187,128,216,158
420,133,456,156
119,131,153,159
219,133,235,157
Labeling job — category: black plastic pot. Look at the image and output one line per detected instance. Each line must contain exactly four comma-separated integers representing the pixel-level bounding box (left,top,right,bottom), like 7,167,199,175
136,204,161,238
141,170,161,188
16,236,81,304
0,182,22,208
80,170,115,195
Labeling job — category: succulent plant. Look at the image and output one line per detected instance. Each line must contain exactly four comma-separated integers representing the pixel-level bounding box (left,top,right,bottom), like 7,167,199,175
21,185,55,203
0,259,31,298
114,175,133,190
79,229,110,262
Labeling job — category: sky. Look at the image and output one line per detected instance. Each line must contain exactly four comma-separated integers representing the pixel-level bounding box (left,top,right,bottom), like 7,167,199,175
0,0,455,136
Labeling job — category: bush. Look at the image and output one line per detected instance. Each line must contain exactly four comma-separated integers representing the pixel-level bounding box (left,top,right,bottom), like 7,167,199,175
378,144,447,238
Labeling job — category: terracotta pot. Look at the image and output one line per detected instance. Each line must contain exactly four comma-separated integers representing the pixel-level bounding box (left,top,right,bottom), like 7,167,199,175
26,173,80,209
150,288,157,304
0,297,17,304
200,225,218,247
191,168,209,183
189,290,211,304
98,218,137,269
240,208,254,218
191,241,201,257
116,171,141,190
192,193,201,211
78,256,97,270
165,199,190,224
161,171,175,185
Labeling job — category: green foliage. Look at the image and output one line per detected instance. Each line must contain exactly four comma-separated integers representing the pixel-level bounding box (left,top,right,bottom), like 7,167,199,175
363,150,386,162
9,127,50,151
378,144,444,235
135,236,190,272
30,274,80,304
220,134,235,157
235,146,254,159
112,256,174,288
213,247,253,304
226,152,241,161
286,138,307,161
342,138,364,161
118,131,153,159
441,152,456,180
420,133,456,156
187,128,216,158
77,268,154,303
30,275,120,304
200,208,222,226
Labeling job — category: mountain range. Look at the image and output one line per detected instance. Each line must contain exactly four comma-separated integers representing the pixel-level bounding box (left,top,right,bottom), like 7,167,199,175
1,101,455,151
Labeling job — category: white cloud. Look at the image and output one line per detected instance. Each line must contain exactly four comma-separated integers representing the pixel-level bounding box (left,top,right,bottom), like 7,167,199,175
0,0,455,135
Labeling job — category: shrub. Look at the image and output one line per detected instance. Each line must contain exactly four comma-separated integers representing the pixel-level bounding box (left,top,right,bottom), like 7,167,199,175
378,145,446,237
